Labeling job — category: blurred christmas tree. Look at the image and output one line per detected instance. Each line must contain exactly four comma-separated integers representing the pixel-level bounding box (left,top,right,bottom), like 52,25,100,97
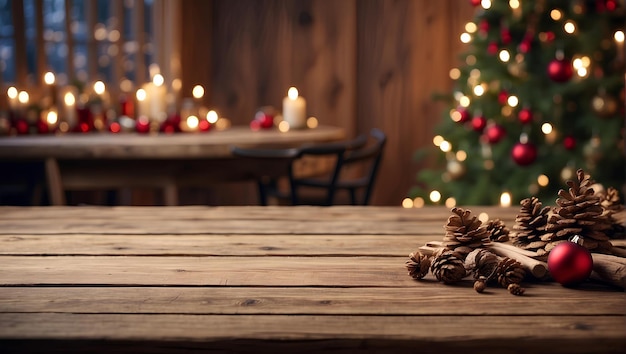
410,0,625,206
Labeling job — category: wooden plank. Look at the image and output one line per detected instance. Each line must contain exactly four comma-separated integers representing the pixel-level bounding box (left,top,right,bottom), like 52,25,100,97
0,313,623,354
0,256,410,287
1,286,623,316
0,234,428,256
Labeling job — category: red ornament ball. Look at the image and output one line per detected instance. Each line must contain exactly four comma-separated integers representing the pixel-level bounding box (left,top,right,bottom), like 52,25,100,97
199,119,211,132
517,108,533,124
487,42,499,55
469,0,481,6
479,20,490,33
500,28,512,45
14,118,30,135
471,116,487,132
563,136,576,150
547,58,573,83
485,124,506,144
456,108,471,123
254,111,274,129
498,90,509,105
37,120,49,134
136,116,151,134
511,142,537,166
548,238,593,286
109,122,121,134
250,119,262,131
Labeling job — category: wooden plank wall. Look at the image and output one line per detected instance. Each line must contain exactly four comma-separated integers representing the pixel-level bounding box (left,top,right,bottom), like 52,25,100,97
180,0,474,205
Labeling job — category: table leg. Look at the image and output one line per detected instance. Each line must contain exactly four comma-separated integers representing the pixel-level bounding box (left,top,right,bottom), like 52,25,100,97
45,158,66,205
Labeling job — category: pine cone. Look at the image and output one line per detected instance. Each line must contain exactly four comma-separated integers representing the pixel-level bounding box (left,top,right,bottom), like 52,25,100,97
495,257,525,288
511,197,550,256
464,248,498,280
598,187,626,240
405,251,431,280
443,207,490,259
507,283,525,296
543,169,613,253
485,219,510,242
430,249,467,284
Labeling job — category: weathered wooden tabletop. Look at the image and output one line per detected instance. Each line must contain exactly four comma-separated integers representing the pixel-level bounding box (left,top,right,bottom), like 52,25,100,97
0,206,624,353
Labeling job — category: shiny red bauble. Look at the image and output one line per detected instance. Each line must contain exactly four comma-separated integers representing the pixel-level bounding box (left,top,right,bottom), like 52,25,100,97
548,240,593,286
469,0,481,6
547,58,573,83
518,108,533,124
498,90,509,105
563,136,576,150
255,111,274,129
37,120,50,134
457,108,471,123
511,142,537,166
485,124,506,144
199,119,211,132
14,118,30,135
471,116,487,132
501,28,512,45
249,119,262,131
487,42,499,55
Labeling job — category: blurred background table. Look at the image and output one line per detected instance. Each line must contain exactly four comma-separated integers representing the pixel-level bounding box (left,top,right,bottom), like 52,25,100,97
0,206,623,353
0,126,344,205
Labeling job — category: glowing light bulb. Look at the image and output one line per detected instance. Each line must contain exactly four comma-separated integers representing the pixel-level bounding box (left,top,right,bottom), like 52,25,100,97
449,68,461,80
44,72,55,85
429,190,441,203
136,88,146,102
499,50,511,62
439,140,452,152
64,92,75,106
456,150,467,161
153,74,164,87
206,110,219,124
465,22,477,33
459,96,471,107
278,120,290,132
537,174,549,187
402,198,414,208
541,123,553,134
433,135,444,146
192,85,204,99
94,81,106,95
507,95,519,107
307,117,318,129
460,33,472,43
413,197,425,208
509,0,520,9
473,85,485,96
550,9,562,20
481,0,491,9
445,197,456,208
564,21,576,34
186,115,199,129
7,87,18,99
288,87,299,100
46,111,58,124
500,192,512,207
615,30,625,43
18,91,29,104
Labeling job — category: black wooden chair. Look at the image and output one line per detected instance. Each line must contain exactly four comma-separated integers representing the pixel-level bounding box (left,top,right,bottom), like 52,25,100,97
231,128,386,206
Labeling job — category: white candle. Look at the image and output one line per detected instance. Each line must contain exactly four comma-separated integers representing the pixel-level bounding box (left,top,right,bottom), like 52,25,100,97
282,87,306,129
63,90,77,127
147,74,167,121
6,86,18,111
136,88,149,119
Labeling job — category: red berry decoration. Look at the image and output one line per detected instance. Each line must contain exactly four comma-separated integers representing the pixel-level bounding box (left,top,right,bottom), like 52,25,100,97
37,120,49,134
471,115,487,132
517,108,533,124
548,236,593,286
563,136,576,150
254,111,274,129
547,58,573,83
479,20,490,34
511,142,537,166
485,124,506,144
199,119,211,132
501,28,512,45
109,122,121,133
14,118,30,135
469,0,481,6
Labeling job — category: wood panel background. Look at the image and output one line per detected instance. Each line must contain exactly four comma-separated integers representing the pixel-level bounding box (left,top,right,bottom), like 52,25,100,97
180,0,474,206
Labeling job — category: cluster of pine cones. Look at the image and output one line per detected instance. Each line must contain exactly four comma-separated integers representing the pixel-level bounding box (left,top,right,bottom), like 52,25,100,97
405,169,624,295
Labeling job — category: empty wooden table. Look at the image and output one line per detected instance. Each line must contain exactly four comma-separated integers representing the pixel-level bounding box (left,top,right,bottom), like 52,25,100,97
0,206,624,353
0,125,344,205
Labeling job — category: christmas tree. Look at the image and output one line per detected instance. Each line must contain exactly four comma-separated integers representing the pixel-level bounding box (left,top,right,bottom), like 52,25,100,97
410,0,625,206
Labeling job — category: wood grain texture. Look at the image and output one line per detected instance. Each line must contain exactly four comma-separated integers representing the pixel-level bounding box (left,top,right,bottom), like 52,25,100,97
184,0,475,205
1,206,623,353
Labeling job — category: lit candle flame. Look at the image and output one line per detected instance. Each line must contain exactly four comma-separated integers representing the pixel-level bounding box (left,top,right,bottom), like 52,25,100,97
47,111,58,125
186,115,199,129
94,81,106,95
44,72,56,85
192,85,204,99
153,74,165,87
136,88,147,102
18,91,29,104
288,87,299,100
64,92,75,106
206,110,218,124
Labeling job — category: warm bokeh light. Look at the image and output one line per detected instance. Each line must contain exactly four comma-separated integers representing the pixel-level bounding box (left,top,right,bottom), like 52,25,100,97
186,115,199,129
459,96,471,107
64,92,75,106
307,117,318,129
499,50,510,62
429,190,442,203
450,109,462,122
615,30,625,43
465,22,477,33
7,86,18,99
192,85,204,99
507,95,519,107
153,74,165,87
120,78,133,92
278,120,290,132
136,88,147,102
171,78,182,91
478,212,489,223
433,135,445,146
288,87,299,100
460,32,472,43
473,85,485,96
481,0,491,9
541,123,553,134
402,198,414,208
445,197,457,208
577,67,588,77
44,72,55,85
537,174,550,187
550,9,562,20
439,140,452,152
413,197,425,208
94,81,106,95
46,110,58,124
456,150,467,161
509,0,520,9
206,110,219,124
18,91,29,104
564,21,576,34
500,192,512,207
449,68,461,80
